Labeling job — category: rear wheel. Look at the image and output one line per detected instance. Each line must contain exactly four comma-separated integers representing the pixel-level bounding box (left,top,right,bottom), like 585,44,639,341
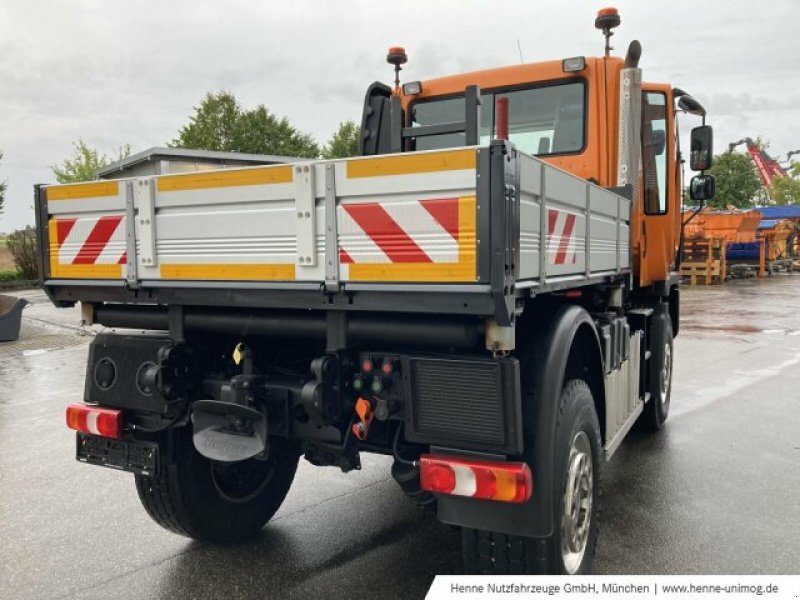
135,427,299,543
462,379,601,574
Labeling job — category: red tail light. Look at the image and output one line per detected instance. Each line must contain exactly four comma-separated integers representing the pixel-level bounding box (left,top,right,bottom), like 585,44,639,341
66,404,123,440
420,454,532,503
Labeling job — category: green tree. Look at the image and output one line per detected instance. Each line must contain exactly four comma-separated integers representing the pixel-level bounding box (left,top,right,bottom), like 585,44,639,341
170,92,239,152
770,175,800,205
51,140,132,183
0,152,6,214
706,151,762,209
321,120,360,159
171,91,319,158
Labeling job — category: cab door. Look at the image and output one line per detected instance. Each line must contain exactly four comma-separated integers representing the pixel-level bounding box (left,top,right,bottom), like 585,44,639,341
637,83,677,287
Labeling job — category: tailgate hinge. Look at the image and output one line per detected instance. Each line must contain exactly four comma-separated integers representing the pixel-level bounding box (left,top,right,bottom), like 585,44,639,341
294,163,317,268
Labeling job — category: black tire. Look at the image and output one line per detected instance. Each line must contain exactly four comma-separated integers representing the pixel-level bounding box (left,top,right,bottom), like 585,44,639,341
135,427,299,543
640,312,673,431
462,379,602,574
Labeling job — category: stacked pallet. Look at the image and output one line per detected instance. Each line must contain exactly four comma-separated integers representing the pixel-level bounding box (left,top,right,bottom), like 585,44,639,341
680,238,727,285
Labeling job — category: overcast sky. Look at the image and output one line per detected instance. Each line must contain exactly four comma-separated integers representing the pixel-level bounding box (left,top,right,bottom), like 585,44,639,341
1,0,798,232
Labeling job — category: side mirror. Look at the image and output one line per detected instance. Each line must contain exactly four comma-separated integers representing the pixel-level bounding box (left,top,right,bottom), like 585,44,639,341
689,174,715,203
690,125,714,171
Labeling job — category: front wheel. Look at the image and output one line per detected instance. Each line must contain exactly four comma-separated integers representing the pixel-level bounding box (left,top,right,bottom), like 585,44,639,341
552,379,602,574
135,427,300,543
462,379,602,574
639,312,673,431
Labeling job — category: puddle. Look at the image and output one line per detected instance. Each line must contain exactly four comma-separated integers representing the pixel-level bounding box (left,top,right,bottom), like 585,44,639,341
682,323,800,336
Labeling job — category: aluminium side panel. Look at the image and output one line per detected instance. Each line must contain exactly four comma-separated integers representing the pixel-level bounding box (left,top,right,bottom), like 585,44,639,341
42,163,326,284
334,148,479,284
541,166,588,277
139,164,320,283
516,152,632,285
517,155,542,280
43,180,128,280
589,186,631,272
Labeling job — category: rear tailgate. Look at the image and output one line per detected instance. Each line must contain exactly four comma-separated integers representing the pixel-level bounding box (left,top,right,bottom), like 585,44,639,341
39,148,478,287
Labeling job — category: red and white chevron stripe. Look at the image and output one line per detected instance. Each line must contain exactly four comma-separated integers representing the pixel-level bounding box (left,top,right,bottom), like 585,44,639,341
54,215,127,266
547,209,578,265
338,197,460,264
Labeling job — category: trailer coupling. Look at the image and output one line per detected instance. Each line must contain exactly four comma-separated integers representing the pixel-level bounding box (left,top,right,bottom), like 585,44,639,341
189,344,267,462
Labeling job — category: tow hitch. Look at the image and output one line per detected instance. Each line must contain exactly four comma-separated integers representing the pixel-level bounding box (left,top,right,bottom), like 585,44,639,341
192,344,269,463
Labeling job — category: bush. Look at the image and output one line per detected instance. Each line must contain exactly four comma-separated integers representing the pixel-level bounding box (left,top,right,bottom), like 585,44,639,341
7,227,39,280
0,269,21,283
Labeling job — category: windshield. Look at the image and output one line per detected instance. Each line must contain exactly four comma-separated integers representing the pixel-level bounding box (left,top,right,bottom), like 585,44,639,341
411,80,585,155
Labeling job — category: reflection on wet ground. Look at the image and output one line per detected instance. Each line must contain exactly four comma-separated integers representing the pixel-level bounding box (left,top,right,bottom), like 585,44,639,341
2,276,800,599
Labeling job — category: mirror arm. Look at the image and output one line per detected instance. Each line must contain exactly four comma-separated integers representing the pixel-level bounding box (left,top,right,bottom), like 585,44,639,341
682,202,704,227
678,200,704,267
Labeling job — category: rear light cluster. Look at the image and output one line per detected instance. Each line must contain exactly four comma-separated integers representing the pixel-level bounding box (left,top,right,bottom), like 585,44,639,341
66,404,123,440
420,454,532,504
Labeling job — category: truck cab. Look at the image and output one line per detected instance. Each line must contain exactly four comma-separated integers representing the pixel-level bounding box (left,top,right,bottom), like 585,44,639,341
362,49,690,291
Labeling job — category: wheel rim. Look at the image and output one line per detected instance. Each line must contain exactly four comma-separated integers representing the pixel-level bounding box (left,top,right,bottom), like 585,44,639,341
210,457,273,504
660,342,672,403
561,430,593,574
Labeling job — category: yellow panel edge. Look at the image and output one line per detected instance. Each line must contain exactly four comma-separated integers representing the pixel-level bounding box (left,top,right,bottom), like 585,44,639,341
346,149,477,179
157,165,294,192
49,263,124,279
159,263,297,281
46,181,119,201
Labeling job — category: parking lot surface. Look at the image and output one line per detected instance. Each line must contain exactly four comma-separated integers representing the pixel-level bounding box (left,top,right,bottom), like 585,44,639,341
1,277,799,599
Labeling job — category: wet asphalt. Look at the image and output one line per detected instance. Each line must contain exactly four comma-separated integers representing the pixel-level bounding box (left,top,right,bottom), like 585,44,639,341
1,277,799,599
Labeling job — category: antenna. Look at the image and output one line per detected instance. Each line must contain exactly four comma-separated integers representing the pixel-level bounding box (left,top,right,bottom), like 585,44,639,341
517,39,524,64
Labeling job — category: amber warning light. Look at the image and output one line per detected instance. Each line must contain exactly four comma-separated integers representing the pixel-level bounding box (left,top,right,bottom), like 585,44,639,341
595,7,621,57
387,46,408,91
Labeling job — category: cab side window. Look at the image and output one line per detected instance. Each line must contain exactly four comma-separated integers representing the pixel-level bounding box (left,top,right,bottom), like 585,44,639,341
642,92,668,214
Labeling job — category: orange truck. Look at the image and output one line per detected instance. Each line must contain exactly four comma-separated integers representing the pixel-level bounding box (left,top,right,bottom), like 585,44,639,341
36,8,714,574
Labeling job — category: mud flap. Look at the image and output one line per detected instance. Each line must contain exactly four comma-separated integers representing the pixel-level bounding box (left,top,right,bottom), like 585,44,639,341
191,400,267,463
